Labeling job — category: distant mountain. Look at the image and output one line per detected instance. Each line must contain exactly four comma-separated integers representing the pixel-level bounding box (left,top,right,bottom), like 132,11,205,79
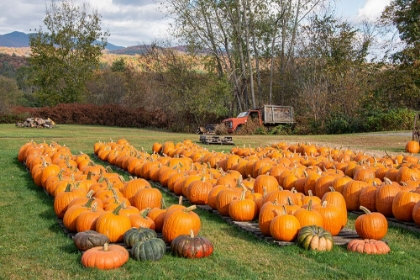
0,31,32,47
0,31,125,51
108,45,151,55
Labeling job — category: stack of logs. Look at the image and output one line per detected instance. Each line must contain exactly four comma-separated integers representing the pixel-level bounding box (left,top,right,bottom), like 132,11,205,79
16,117,56,128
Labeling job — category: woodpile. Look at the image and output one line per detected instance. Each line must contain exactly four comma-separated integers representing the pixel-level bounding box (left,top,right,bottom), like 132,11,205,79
16,117,56,128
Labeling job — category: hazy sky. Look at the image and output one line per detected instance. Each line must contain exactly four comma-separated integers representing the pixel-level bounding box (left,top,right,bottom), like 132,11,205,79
0,0,391,47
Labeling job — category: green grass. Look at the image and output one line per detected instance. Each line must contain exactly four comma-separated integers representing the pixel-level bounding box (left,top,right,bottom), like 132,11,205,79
1,124,420,279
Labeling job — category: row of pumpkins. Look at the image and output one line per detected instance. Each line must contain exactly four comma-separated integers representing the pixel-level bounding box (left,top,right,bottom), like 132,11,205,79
93,138,402,253
17,140,214,270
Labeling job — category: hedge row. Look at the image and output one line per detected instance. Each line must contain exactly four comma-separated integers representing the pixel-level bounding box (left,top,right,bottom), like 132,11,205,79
2,103,171,129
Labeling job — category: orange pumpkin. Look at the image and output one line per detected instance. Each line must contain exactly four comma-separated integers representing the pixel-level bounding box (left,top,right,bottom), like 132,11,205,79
81,243,129,270
355,206,388,240
405,140,420,154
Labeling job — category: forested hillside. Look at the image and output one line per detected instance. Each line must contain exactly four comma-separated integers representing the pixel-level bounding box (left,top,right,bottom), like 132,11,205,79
0,0,418,134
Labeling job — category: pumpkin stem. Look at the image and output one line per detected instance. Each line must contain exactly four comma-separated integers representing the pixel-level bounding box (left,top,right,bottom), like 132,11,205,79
113,202,125,215
190,229,195,238
103,242,109,251
183,205,197,212
359,205,372,215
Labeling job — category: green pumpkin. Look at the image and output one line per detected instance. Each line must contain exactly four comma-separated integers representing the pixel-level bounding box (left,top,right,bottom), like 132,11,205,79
131,238,167,261
297,225,334,251
123,227,157,248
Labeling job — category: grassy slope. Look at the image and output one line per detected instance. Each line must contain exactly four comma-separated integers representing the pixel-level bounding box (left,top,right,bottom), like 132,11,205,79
1,124,420,279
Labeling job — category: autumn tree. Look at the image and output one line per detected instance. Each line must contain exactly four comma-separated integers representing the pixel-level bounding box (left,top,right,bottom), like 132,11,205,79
294,13,373,132
0,76,24,114
163,0,326,114
379,0,420,109
29,0,109,106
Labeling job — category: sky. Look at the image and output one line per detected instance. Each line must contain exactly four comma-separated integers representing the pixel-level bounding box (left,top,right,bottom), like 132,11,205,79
0,0,392,48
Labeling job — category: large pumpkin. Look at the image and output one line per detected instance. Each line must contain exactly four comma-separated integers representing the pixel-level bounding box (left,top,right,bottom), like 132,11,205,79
162,205,201,243
392,190,420,222
297,225,334,251
269,206,301,242
95,203,132,243
355,206,388,240
171,230,214,258
253,174,279,195
131,238,167,261
81,243,129,270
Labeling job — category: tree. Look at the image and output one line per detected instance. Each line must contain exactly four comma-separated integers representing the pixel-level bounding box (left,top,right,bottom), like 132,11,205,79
379,0,420,110
0,76,24,114
163,0,326,114
294,13,373,131
29,0,109,106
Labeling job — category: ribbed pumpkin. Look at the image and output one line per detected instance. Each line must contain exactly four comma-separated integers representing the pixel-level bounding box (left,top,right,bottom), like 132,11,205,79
253,174,279,195
355,206,388,240
304,171,322,195
347,239,390,254
293,200,323,228
314,175,336,198
321,187,348,228
95,203,132,243
123,227,158,248
54,183,87,218
313,201,342,236
63,198,95,232
122,178,152,204
171,230,214,259
359,185,378,212
81,243,129,270
76,203,104,232
129,208,156,229
228,190,257,221
297,225,334,251
269,206,301,242
207,185,229,210
187,177,213,205
162,205,201,243
215,188,241,216
258,200,284,236
392,190,420,222
375,180,401,217
131,237,167,261
342,180,368,211
131,186,162,211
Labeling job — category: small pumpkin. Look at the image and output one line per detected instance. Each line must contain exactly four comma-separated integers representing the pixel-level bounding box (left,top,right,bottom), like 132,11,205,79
73,230,110,251
131,237,167,261
171,229,214,259
297,225,334,251
347,239,390,254
81,243,129,270
405,140,420,154
123,227,158,248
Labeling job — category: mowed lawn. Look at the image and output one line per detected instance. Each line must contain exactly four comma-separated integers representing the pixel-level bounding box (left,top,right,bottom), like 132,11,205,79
1,123,420,279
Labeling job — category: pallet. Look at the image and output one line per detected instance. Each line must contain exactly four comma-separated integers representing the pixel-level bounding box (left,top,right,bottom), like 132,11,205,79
199,135,234,145
196,204,360,246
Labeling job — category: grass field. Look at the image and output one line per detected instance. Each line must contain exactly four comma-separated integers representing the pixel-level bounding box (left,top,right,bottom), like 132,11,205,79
1,124,420,279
